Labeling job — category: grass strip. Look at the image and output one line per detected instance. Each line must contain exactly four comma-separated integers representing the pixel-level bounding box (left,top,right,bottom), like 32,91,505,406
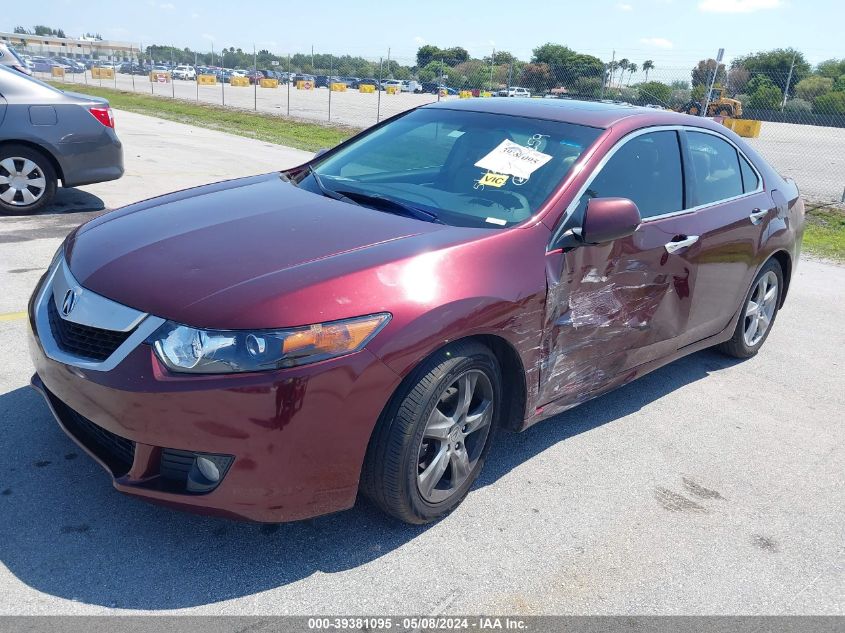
48,81,359,153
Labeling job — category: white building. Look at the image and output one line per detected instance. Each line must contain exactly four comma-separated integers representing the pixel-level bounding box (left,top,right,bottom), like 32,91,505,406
0,31,139,61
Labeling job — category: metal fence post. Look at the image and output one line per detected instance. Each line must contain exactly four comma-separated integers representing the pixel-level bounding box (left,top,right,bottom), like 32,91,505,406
287,53,291,117
170,46,175,98
253,44,257,111
328,54,333,122
377,57,383,122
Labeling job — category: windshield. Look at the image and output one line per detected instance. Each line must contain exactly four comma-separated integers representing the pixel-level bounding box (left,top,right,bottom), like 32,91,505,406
301,108,600,229
1,45,27,68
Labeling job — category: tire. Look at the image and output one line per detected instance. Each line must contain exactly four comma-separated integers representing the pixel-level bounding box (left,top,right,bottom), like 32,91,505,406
683,101,702,116
715,106,733,117
717,259,784,358
0,144,57,215
361,341,501,524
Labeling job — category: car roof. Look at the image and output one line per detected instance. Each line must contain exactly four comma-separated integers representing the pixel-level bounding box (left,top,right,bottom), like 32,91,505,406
422,97,694,129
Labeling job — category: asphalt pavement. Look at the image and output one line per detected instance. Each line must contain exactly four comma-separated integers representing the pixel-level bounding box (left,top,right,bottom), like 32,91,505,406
0,110,842,615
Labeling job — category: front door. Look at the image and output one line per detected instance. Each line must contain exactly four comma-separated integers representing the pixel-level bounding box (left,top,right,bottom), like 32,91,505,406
539,129,699,409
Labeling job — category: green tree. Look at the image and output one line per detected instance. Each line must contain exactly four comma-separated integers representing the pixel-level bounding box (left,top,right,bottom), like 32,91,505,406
617,58,629,85
731,48,810,96
692,58,726,88
626,62,638,85
637,80,672,105
834,75,845,92
416,45,440,68
572,76,603,98
795,76,834,101
815,59,845,79
813,91,845,114
519,63,555,92
642,59,654,81
531,43,576,67
747,76,783,109
13,26,30,34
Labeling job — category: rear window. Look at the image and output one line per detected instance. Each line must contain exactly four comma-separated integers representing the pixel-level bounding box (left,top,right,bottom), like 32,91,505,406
687,131,744,206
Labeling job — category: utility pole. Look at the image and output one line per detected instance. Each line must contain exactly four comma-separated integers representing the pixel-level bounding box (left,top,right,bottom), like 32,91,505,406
702,47,724,117
490,47,495,91
781,51,796,112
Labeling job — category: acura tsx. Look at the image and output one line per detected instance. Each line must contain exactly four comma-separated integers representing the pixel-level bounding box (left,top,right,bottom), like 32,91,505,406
28,98,804,524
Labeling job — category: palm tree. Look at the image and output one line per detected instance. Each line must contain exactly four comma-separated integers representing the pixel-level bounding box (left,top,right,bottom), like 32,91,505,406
627,62,638,86
643,59,654,82
618,58,629,86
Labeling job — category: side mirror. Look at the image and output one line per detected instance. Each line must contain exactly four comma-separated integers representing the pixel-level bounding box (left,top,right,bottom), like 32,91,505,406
314,148,329,159
581,197,641,244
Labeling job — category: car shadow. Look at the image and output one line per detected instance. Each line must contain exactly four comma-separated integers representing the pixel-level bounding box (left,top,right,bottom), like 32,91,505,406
0,348,741,610
2,187,106,217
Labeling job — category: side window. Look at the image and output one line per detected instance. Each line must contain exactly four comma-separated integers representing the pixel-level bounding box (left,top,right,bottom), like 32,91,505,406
573,130,683,222
686,131,744,205
739,154,760,193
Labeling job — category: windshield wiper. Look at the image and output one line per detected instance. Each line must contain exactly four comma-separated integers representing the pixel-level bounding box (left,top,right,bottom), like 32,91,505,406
305,165,360,205
334,190,443,224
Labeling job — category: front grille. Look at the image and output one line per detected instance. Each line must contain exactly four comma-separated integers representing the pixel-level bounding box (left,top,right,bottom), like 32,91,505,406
47,391,136,476
47,296,134,361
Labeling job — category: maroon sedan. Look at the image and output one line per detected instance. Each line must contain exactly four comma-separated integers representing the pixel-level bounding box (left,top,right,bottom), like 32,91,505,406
28,99,803,524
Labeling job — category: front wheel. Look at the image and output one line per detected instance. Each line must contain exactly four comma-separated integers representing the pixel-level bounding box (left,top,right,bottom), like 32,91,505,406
717,259,783,358
361,341,501,524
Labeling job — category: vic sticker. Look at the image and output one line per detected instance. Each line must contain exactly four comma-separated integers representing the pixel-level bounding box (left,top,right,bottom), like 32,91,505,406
474,139,553,180
478,172,509,188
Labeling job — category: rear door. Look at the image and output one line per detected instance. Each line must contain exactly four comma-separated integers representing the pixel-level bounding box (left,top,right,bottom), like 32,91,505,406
540,129,701,408
675,129,771,344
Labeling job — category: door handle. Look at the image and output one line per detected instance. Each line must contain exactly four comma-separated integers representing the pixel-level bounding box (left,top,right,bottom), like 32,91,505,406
664,235,699,254
749,208,769,224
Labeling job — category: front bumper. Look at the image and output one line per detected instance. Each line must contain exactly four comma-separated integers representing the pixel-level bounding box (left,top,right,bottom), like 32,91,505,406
27,279,401,523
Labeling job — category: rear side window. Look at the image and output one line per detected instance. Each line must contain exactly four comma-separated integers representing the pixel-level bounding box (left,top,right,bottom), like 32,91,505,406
687,131,744,205
574,130,683,221
739,154,760,193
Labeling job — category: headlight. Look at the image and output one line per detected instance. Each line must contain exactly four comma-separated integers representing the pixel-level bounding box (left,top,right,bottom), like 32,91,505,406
149,313,391,374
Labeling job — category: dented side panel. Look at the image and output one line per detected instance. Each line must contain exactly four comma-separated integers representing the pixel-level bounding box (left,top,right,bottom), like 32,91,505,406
538,219,698,410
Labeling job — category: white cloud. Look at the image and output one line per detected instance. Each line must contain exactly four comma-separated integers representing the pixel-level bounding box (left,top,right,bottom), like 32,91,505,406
698,0,781,13
616,2,634,10
413,36,426,45
191,12,199,18
639,37,673,48
159,2,175,9
201,33,215,42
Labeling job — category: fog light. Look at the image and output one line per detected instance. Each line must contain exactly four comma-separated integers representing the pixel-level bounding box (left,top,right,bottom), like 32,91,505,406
195,456,220,482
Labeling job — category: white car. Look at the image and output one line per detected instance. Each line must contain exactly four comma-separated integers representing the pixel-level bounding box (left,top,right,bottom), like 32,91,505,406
498,87,531,97
172,65,196,80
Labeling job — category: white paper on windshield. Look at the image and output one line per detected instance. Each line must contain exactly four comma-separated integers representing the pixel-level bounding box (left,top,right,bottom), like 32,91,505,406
474,140,553,180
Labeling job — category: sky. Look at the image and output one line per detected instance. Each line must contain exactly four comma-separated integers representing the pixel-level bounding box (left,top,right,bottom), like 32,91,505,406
4,0,843,69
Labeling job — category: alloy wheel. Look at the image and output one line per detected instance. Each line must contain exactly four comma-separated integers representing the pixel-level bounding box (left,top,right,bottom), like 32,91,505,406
0,157,48,207
743,270,778,347
417,369,494,504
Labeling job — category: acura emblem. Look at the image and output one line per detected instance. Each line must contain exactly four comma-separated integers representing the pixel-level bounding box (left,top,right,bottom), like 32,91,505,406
61,288,79,316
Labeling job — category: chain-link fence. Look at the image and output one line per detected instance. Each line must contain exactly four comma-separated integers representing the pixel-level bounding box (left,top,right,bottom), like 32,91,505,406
23,45,845,204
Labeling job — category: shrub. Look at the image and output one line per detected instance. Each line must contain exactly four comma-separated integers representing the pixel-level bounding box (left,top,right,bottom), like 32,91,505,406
813,91,845,114
747,76,783,109
795,76,833,101
783,98,813,113
637,80,672,106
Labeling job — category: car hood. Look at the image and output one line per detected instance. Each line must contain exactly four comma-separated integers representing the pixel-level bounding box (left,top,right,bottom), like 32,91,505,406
66,173,469,329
